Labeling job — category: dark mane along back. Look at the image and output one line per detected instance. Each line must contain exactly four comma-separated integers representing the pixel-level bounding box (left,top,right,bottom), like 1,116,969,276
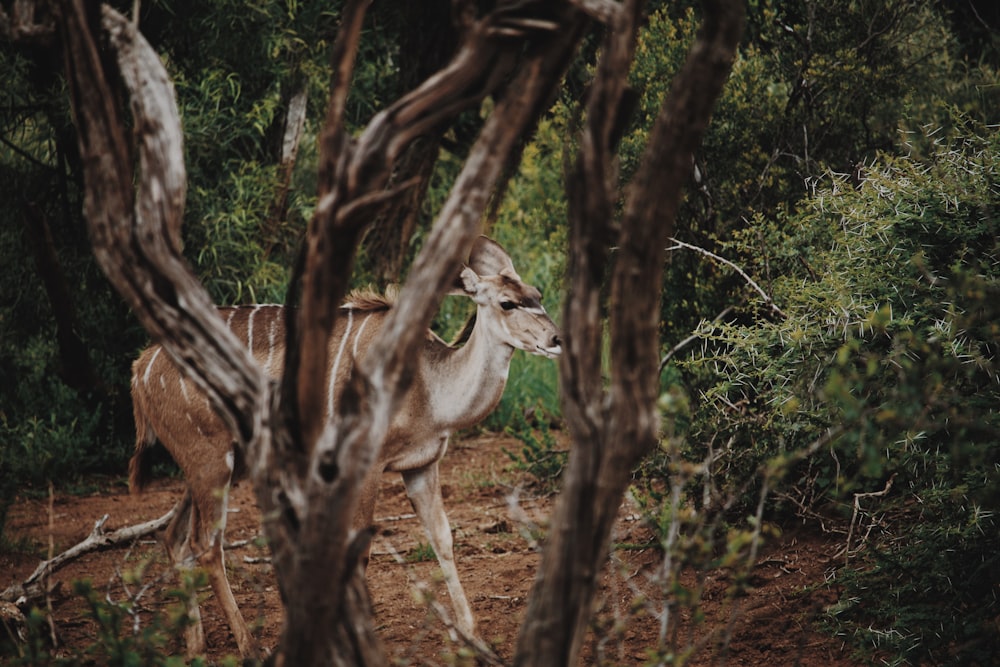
341,285,396,312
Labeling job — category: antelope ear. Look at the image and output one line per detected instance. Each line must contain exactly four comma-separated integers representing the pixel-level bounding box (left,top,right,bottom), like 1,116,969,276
450,265,481,296
468,236,517,278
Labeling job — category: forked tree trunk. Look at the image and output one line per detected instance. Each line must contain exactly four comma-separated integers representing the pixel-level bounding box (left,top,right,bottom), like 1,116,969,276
54,0,585,663
53,0,742,662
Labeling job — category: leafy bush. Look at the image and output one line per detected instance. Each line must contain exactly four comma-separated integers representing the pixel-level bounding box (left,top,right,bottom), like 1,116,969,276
503,406,566,493
824,479,1000,665
669,120,1000,662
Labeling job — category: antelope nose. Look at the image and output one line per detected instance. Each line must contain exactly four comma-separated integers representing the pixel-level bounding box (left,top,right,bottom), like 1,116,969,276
551,334,562,348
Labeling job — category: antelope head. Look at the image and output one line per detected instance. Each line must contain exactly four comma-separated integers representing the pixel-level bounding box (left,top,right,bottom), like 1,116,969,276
458,236,562,359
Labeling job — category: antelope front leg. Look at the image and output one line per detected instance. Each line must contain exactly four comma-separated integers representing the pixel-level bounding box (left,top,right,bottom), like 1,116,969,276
401,461,476,635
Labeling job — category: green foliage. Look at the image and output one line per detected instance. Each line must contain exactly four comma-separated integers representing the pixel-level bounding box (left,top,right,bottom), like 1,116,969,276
3,573,238,667
824,482,1000,665
406,541,437,564
153,0,342,304
626,1,995,340
503,407,566,492
485,113,570,429
487,353,561,434
672,121,1000,661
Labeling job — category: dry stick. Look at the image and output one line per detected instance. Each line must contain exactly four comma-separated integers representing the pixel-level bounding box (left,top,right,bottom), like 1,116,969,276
45,482,57,647
667,237,787,319
662,426,845,663
111,538,174,637
1,506,177,604
717,475,772,660
844,473,897,564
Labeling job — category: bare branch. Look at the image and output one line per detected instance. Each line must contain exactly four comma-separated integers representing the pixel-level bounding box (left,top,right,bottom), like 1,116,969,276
567,0,620,24
1,508,176,605
1,0,55,43
668,237,787,319
516,2,647,662
59,3,267,453
845,472,897,563
516,1,746,664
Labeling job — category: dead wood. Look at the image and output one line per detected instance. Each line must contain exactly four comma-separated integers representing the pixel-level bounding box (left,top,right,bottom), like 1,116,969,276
1,507,176,606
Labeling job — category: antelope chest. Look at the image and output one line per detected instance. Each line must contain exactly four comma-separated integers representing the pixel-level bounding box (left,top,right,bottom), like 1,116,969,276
382,431,450,472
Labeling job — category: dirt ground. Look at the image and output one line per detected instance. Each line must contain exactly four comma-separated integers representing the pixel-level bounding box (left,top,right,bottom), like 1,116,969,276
2,433,861,665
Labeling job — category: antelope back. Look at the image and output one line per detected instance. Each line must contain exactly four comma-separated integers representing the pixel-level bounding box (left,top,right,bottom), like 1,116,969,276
130,299,395,487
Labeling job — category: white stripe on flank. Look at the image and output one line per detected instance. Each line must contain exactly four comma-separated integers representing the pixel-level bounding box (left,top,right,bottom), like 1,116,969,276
143,347,162,386
352,313,371,359
226,309,237,327
179,376,190,403
248,305,260,354
265,311,278,372
328,309,354,419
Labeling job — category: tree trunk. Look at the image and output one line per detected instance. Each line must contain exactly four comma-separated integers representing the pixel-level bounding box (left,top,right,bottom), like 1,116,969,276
514,1,746,665
263,79,308,258
22,202,102,394
56,0,589,663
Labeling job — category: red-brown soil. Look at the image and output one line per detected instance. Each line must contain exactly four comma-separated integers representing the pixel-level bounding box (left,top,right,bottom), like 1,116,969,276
2,433,860,665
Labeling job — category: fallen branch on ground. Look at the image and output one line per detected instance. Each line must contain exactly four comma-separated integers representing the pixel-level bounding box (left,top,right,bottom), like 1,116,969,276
1,506,177,605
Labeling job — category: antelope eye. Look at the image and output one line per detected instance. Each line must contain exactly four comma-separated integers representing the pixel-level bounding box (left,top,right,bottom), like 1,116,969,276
500,301,518,311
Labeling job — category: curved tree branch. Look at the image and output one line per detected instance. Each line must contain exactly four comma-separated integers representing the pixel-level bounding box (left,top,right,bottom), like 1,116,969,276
59,1,267,450
281,5,592,663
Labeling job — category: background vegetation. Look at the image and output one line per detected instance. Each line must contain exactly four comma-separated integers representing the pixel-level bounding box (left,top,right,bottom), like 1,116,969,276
2,0,998,663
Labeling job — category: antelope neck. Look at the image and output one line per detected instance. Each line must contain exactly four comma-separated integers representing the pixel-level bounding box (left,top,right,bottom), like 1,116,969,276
426,311,514,430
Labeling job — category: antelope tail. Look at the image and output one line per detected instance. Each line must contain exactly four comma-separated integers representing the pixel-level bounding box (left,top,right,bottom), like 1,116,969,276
128,403,157,494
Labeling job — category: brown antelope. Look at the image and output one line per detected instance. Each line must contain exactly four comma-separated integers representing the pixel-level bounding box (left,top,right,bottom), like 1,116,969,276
128,236,561,657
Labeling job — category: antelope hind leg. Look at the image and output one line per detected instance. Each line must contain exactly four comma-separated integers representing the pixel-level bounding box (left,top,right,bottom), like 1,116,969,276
188,483,260,659
162,491,207,658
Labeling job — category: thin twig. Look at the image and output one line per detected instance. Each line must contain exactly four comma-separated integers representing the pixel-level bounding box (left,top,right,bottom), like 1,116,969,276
566,0,620,23
668,237,786,319
377,539,506,666
45,482,58,647
845,473,896,564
